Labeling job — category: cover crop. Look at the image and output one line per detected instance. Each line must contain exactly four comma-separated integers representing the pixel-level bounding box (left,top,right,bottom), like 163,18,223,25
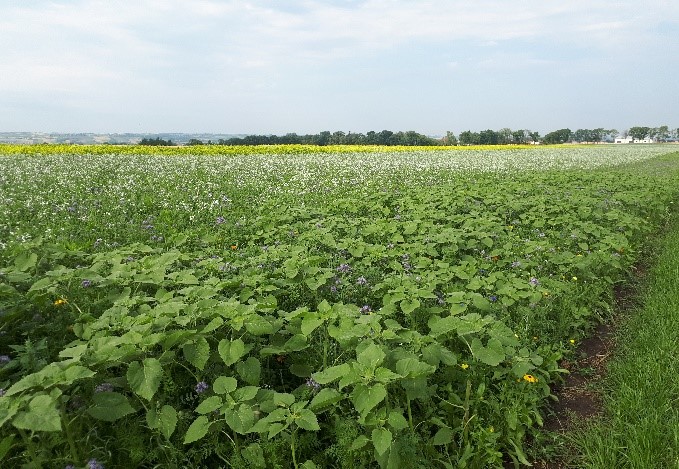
0,145,677,468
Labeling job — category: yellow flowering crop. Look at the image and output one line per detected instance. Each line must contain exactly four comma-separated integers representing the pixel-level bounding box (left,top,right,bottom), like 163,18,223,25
54,298,68,306
522,374,538,383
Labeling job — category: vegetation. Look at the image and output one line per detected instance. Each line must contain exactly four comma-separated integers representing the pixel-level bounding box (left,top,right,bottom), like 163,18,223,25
0,145,677,468
567,204,679,468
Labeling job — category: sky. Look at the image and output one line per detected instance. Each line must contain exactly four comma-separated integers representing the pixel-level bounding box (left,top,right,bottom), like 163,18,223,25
1,0,678,135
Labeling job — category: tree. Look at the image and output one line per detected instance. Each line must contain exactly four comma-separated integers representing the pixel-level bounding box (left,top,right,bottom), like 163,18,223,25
512,130,527,144
444,131,458,146
478,129,499,145
497,128,513,145
654,125,670,141
542,128,572,144
628,126,651,140
458,130,480,145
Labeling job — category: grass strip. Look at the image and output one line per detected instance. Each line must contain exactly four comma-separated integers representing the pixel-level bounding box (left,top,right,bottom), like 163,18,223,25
569,211,679,468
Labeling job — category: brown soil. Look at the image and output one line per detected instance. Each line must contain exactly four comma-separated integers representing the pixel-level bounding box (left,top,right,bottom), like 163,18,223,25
530,267,645,469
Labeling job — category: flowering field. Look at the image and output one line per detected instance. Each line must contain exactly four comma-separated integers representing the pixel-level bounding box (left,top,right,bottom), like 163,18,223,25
0,144,678,468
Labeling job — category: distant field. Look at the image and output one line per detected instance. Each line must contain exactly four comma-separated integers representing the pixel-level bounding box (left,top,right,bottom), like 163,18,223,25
0,145,677,468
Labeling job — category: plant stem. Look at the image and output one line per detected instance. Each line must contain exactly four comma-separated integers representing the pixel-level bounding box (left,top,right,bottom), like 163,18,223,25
291,430,299,469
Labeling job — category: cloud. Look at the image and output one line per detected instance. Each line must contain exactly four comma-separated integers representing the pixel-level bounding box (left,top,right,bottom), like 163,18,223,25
0,0,677,132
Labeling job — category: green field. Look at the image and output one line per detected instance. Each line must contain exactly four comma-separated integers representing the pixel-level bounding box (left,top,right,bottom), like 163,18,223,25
1,144,678,468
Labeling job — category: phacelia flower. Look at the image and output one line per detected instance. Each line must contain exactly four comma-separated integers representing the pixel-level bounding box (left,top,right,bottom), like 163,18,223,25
529,277,540,286
195,381,209,394
81,279,92,288
356,276,368,286
0,355,8,365
94,383,115,393
360,305,372,314
336,263,351,273
87,459,105,469
488,295,498,302
305,378,321,391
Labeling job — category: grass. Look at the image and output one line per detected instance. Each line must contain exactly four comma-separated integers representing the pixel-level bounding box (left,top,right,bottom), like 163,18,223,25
568,207,679,468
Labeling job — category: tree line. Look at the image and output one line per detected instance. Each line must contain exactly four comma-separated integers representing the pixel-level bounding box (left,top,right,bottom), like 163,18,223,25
137,126,679,146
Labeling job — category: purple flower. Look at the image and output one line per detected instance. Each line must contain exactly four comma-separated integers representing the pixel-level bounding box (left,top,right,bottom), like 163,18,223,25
305,378,321,391
330,285,338,294
0,389,5,397
88,459,104,469
511,261,522,268
65,465,75,469
360,305,372,314
336,263,351,273
356,276,368,286
195,381,209,394
81,279,92,288
529,277,540,286
488,295,498,302
215,216,225,225
0,355,10,365
94,383,114,393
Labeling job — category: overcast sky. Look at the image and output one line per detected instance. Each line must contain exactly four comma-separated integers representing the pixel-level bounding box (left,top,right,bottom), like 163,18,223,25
1,0,678,135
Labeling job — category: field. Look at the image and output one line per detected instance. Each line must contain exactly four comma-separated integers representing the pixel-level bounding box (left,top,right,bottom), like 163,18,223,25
0,144,678,468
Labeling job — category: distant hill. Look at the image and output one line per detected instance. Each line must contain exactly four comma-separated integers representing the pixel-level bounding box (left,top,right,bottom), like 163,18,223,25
0,132,248,145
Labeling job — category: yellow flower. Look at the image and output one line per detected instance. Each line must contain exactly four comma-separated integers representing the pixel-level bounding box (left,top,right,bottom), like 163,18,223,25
572,276,578,281
522,374,538,383
460,363,469,370
230,245,238,250
54,298,68,306
569,339,576,345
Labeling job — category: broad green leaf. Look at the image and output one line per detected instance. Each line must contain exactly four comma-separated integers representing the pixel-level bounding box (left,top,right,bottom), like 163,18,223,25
12,395,61,432
183,337,210,371
395,358,435,378
273,392,296,407
295,408,320,431
352,383,387,417
127,358,162,401
283,334,308,352
427,315,461,337
372,427,392,455
357,343,385,370
312,363,350,384
309,388,342,411
28,277,53,292
213,376,238,394
88,392,135,421
387,411,409,431
201,317,224,334
300,315,324,336
233,386,260,402
14,252,37,272
432,427,454,445
225,403,255,434
0,435,15,461
471,338,505,366
196,396,222,414
349,435,370,451
218,338,249,366
400,298,420,314
158,405,178,439
184,415,211,444
241,443,266,468
236,357,261,385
